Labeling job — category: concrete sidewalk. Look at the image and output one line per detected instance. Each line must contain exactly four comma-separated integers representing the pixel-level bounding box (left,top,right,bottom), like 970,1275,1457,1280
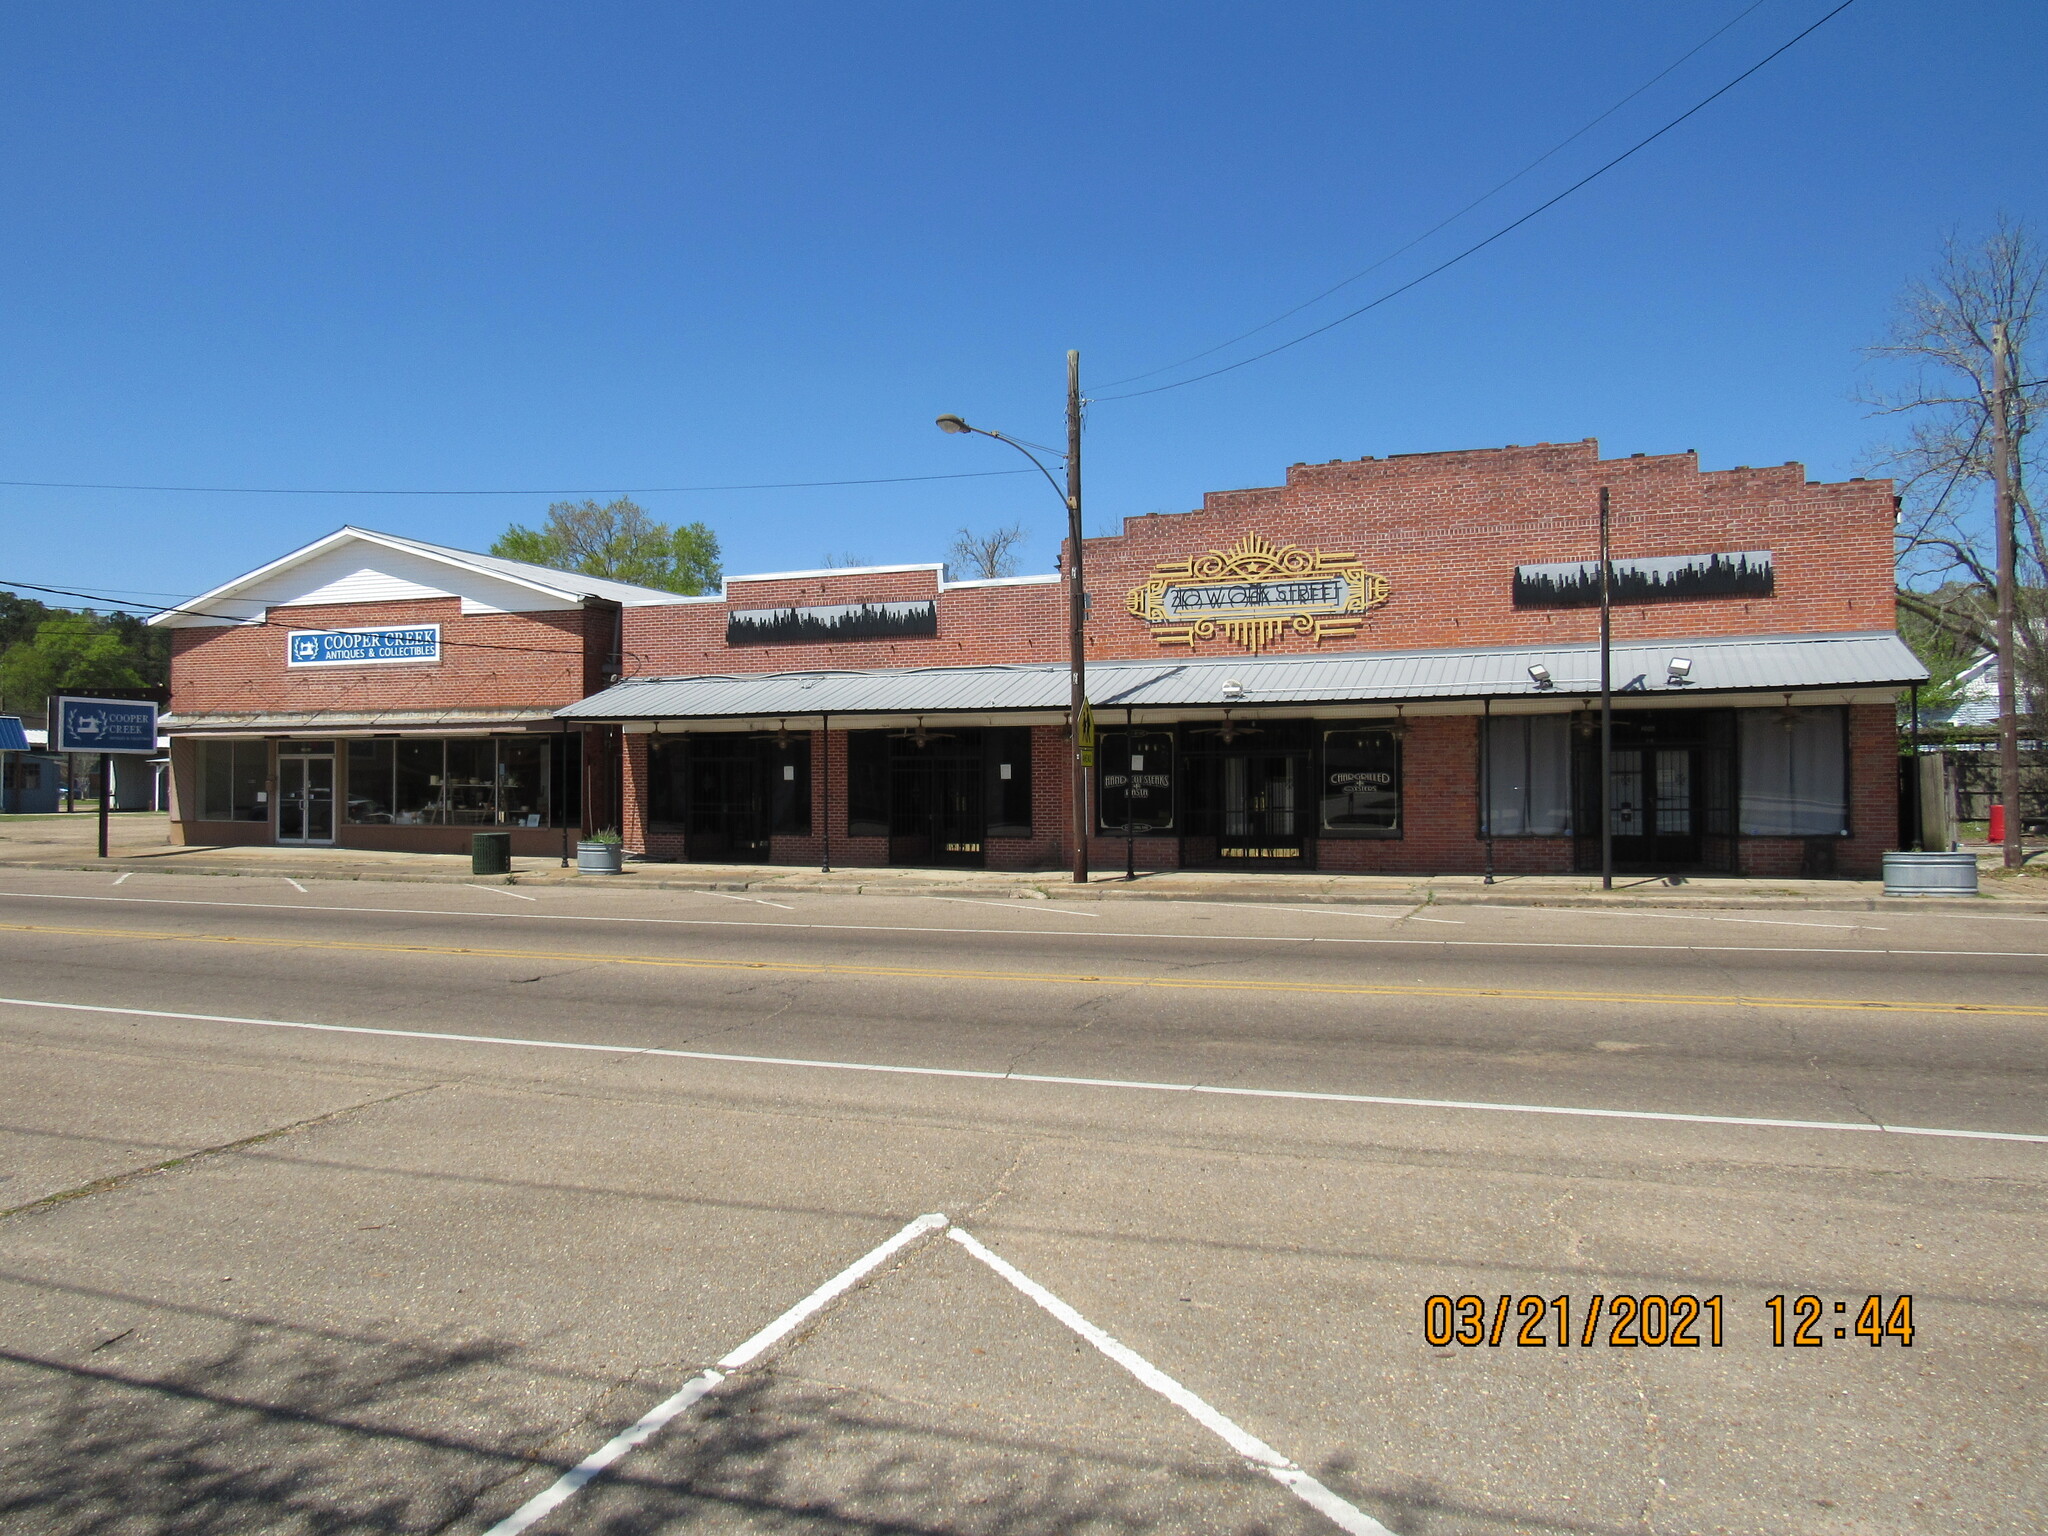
5,810,2045,910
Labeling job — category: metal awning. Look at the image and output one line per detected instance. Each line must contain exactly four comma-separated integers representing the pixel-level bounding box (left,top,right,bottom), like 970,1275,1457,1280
557,630,1927,724
0,716,30,752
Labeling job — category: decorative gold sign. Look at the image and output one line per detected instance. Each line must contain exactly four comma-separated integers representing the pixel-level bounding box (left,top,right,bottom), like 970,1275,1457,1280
1125,533,1391,653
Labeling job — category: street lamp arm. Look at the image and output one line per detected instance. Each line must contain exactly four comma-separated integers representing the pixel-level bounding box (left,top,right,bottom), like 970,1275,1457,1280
939,419,1074,511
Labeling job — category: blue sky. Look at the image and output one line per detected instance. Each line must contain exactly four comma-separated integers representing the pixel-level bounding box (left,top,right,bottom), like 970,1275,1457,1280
1,1,2040,607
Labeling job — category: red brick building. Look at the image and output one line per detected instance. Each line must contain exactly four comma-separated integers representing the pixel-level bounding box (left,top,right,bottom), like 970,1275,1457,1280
160,440,1926,877
152,527,689,856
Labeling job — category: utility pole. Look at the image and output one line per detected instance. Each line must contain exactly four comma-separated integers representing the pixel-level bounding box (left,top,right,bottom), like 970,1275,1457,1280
1991,322,2021,871
97,752,111,858
1067,349,1090,885
1599,486,1614,891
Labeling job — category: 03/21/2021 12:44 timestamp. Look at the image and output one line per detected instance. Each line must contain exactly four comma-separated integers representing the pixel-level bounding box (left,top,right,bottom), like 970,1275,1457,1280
1422,1294,1915,1348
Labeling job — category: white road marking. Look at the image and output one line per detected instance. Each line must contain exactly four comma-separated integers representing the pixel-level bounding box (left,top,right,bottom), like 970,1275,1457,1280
700,891,795,910
1478,904,1880,931
111,873,130,886
465,884,538,902
922,896,1102,918
481,1213,947,1535
949,1228,1391,1535
1409,917,1465,925
1155,899,1417,919
3,889,2044,960
283,879,307,893
3,995,2041,1146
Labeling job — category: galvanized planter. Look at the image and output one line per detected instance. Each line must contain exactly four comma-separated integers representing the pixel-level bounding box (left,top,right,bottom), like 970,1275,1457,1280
577,840,624,875
1881,850,1979,897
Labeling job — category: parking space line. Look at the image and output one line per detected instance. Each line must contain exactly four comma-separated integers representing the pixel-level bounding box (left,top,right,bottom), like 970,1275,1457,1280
466,884,538,902
482,1213,947,1535
699,891,796,910
111,873,130,885
949,1228,1391,1535
4,995,2043,1145
284,879,307,893
1156,899,1417,920
1476,904,1881,931
922,896,1102,918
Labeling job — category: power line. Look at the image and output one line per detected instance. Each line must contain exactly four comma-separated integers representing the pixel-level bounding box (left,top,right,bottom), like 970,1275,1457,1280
0,577,598,660
1091,0,1775,393
0,468,1034,497
1094,0,1862,403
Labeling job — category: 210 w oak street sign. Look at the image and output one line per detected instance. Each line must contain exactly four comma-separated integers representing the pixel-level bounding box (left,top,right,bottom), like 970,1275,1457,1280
1125,533,1392,654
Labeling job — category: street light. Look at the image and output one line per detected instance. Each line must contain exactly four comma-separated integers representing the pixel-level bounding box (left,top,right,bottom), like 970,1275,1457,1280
937,351,1090,883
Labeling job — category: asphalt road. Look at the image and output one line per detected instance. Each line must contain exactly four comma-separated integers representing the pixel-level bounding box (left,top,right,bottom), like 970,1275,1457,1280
0,869,2043,1535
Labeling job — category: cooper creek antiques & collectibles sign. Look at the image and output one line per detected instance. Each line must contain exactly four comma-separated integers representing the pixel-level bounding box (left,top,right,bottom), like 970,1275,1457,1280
53,696,160,755
286,625,442,667
1126,534,1391,653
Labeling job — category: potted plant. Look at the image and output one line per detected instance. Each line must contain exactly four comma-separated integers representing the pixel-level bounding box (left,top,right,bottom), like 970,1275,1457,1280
577,827,625,875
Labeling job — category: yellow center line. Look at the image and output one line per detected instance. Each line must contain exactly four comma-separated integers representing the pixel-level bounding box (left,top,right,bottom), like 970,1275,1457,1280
4,919,2044,1018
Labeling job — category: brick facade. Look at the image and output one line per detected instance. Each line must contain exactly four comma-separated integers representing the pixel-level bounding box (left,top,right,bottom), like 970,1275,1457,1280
160,441,1912,876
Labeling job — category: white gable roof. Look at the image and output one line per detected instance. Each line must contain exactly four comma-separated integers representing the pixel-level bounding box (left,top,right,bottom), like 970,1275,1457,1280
149,526,697,628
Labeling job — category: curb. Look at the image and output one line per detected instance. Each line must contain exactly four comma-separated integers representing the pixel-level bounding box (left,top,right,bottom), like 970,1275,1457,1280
6,856,2047,914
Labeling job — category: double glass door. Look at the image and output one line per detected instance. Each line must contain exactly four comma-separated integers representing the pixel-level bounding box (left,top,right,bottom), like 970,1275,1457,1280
1607,746,1699,867
889,745,985,867
1215,751,1309,860
276,754,335,844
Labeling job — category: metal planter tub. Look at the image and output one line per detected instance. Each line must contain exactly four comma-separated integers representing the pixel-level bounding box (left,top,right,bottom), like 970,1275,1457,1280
1881,850,1979,897
577,840,625,875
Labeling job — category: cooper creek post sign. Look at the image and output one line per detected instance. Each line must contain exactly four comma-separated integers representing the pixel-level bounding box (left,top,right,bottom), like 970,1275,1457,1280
54,697,159,754
287,625,442,667
1126,534,1391,654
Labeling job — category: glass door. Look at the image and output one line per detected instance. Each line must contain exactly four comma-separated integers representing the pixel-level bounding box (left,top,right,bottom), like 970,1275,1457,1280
277,755,336,844
887,730,985,867
1219,752,1309,861
1608,746,1701,868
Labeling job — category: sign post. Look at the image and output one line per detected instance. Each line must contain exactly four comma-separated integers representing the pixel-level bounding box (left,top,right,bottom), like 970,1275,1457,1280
54,697,160,859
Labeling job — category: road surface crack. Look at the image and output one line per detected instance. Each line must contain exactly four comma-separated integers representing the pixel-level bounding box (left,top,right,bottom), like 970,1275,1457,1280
0,1083,440,1223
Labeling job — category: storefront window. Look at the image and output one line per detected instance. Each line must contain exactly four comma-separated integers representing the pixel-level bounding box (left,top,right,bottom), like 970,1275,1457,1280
648,737,690,825
197,740,269,821
649,734,808,845
768,737,811,834
497,738,548,827
1098,730,1173,833
345,741,396,822
394,739,445,824
1739,707,1847,835
443,739,497,825
1483,715,1573,835
847,731,890,837
355,735,573,826
1319,727,1401,836
987,726,1034,837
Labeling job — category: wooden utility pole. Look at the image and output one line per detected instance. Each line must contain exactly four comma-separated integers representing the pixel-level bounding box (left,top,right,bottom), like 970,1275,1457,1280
1599,486,1615,890
1066,349,1089,885
1991,322,2021,870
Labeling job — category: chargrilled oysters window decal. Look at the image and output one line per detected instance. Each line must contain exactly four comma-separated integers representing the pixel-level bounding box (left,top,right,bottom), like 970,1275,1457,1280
1125,534,1390,653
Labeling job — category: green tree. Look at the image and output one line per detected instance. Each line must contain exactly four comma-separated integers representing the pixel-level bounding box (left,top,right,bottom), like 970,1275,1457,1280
1896,589,1982,716
491,498,722,595
0,613,147,713
1,593,55,663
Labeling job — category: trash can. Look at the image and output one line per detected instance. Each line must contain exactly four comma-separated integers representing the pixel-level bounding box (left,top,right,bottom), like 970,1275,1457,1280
1881,850,1978,897
471,831,512,876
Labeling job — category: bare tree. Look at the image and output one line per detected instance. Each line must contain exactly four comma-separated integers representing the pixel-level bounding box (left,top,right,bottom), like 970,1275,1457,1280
947,523,1030,580
1863,219,2047,721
